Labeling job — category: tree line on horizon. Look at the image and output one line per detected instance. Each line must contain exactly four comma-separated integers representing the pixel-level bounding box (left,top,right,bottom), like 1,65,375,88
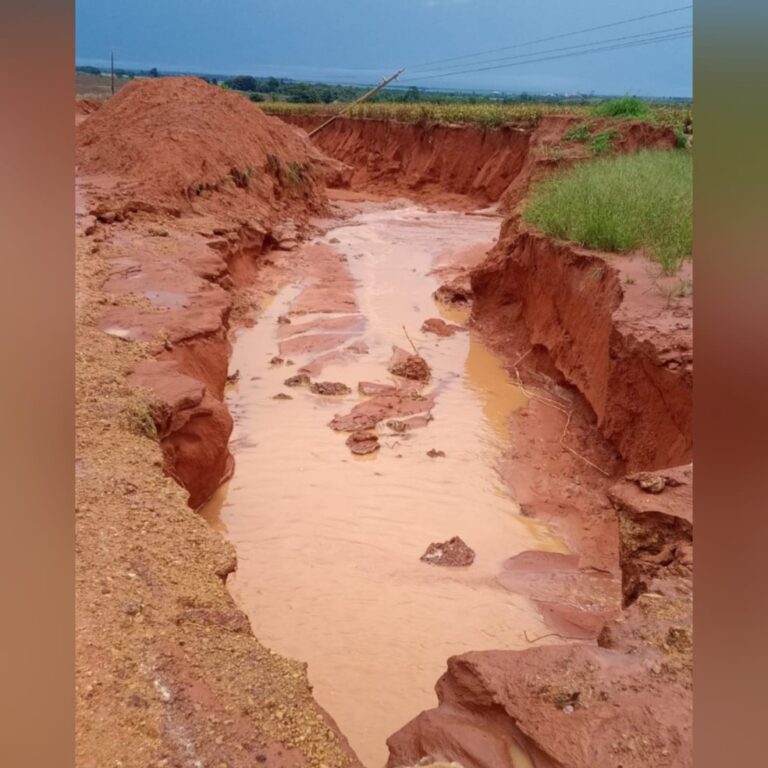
75,66,691,106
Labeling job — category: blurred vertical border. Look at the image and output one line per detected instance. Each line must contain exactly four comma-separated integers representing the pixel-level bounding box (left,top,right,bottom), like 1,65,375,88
694,2,768,766
0,1,74,766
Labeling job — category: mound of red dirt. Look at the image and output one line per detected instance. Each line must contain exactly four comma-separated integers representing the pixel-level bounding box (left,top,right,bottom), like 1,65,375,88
76,77,349,214
75,98,102,125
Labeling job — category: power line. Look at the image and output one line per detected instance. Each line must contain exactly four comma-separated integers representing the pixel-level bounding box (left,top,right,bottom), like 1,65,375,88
400,31,692,84
405,24,692,78
403,4,693,72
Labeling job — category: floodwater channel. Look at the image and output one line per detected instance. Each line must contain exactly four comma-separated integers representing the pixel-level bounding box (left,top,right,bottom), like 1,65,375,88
202,203,565,767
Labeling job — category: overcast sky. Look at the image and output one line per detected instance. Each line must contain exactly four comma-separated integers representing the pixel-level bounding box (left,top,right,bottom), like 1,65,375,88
76,0,692,96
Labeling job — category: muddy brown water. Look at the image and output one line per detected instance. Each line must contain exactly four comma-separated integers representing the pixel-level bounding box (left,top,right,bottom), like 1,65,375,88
202,203,565,767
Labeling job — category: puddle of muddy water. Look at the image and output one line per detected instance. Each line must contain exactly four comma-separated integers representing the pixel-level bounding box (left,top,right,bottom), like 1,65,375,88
202,204,565,768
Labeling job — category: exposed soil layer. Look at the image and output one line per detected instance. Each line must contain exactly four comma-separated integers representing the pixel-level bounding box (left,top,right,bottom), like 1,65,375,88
279,114,676,210
281,115,530,207
471,230,693,473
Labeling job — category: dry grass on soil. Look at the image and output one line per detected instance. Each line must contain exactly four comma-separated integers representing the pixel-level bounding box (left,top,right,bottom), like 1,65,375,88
260,99,690,131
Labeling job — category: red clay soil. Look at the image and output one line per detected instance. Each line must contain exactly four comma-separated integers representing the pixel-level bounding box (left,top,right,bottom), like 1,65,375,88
77,78,356,511
279,114,676,210
280,115,530,207
75,79,364,767
471,230,693,472
75,97,102,125
77,77,350,217
387,640,691,768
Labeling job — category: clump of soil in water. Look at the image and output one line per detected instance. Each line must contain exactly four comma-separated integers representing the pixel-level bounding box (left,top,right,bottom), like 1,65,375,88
345,431,380,455
421,317,464,337
284,373,310,387
388,347,431,382
310,381,352,396
420,536,475,567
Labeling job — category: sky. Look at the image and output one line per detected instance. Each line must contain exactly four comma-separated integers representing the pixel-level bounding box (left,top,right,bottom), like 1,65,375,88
75,0,693,97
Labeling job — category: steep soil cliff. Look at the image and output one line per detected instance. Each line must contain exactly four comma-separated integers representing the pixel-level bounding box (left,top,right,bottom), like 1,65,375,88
280,113,677,211
471,230,693,472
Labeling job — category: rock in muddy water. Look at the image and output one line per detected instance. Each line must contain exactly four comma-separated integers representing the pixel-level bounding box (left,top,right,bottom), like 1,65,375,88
420,536,474,567
426,449,446,458
633,472,668,494
284,373,310,387
310,381,352,396
421,318,464,337
386,420,410,433
272,393,293,400
270,356,284,366
345,431,380,455
388,346,431,382
277,314,291,325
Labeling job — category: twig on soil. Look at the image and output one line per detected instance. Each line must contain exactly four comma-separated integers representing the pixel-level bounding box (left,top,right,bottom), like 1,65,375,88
511,348,612,477
402,325,420,355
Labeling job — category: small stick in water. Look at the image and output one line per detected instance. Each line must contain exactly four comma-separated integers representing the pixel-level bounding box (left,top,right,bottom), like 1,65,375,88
402,324,419,355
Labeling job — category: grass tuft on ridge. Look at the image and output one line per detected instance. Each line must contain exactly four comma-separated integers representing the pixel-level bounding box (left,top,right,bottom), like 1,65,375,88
524,150,692,273
592,96,650,119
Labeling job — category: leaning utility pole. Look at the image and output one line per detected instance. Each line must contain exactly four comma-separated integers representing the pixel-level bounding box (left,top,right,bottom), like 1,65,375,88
307,68,405,138
110,49,115,95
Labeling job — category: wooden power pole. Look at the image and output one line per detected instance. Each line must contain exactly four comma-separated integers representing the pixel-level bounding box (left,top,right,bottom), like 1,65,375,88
110,49,115,95
307,68,405,138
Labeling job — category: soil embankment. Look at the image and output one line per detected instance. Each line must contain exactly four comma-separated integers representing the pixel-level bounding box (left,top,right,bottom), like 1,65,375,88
76,78,361,768
279,113,677,210
472,230,693,472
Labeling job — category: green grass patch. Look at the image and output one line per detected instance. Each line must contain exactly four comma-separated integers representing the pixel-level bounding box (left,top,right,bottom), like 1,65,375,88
590,129,619,155
524,150,692,273
592,96,650,119
563,123,591,143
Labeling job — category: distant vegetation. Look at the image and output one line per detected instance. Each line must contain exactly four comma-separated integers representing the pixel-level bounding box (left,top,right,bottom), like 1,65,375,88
524,150,692,273
74,66,692,131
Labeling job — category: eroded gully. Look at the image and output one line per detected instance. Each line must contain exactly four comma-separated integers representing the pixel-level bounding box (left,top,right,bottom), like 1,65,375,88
201,201,565,767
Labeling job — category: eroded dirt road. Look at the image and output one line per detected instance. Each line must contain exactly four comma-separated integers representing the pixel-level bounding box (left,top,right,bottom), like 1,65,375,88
202,202,566,766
